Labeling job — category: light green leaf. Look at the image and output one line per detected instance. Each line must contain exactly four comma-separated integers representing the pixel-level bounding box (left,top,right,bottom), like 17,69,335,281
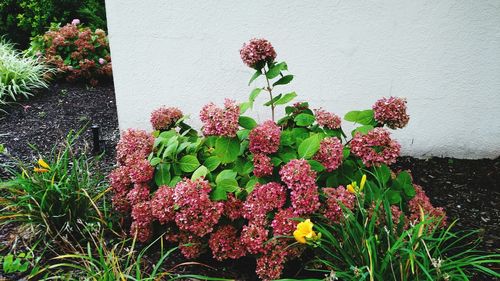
249,88,262,103
272,75,294,87
294,113,316,126
191,165,209,180
266,62,287,79
239,116,258,130
217,178,239,192
216,169,238,184
215,137,240,164
211,186,227,201
298,134,321,159
351,125,374,136
248,70,262,85
150,157,161,166
344,110,375,125
274,92,297,105
179,155,200,172
155,163,171,186
308,160,325,172
203,156,221,171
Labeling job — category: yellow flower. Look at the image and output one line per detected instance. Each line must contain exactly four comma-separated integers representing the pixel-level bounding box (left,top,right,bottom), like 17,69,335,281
360,174,366,191
37,159,51,169
293,219,318,244
34,167,49,173
347,174,367,194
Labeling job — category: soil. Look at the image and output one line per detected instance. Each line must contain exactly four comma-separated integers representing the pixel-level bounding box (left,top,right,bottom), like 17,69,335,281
0,83,499,280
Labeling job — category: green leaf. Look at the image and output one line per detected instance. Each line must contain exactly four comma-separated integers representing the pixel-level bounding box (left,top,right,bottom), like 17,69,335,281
266,62,287,79
386,190,402,204
351,125,374,136
163,139,179,158
203,156,221,171
239,116,258,130
294,113,316,126
272,75,294,86
248,70,262,85
373,164,391,184
344,110,375,125
150,157,161,166
342,147,350,159
215,137,240,164
280,130,294,146
240,102,251,114
179,155,200,172
211,186,227,201
155,163,171,186
237,129,250,141
274,92,297,105
308,160,325,172
191,165,209,180
170,176,182,186
216,169,237,184
217,178,239,192
395,171,416,197
264,93,282,106
298,134,321,159
279,151,297,163
245,177,259,193
249,88,262,103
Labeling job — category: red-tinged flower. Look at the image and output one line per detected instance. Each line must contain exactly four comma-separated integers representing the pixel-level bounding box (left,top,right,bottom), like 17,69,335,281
255,240,287,281
179,232,204,259
130,221,152,243
408,185,447,228
350,128,401,167
240,222,269,254
116,129,154,165
109,166,132,193
373,97,410,129
323,186,356,223
240,38,277,68
199,99,240,137
290,186,321,215
224,194,244,221
128,158,154,183
173,178,224,237
209,225,246,261
313,137,343,172
253,153,274,177
131,201,153,227
249,120,281,154
126,183,150,205
271,208,298,236
111,191,130,213
243,182,287,222
150,185,176,224
279,159,320,215
314,108,341,129
150,106,183,131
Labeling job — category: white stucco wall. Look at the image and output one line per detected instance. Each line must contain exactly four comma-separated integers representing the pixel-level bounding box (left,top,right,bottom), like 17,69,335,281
105,1,500,159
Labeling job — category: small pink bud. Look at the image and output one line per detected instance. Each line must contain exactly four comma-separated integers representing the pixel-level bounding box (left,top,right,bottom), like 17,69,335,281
98,58,106,65
71,19,80,25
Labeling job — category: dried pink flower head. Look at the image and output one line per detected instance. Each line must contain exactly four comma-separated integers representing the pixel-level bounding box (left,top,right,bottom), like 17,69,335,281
109,166,132,194
224,194,244,221
240,221,269,254
173,178,224,237
131,201,153,227
126,183,150,205
209,225,246,261
314,108,341,129
116,129,154,165
373,97,410,129
313,137,343,172
179,232,204,259
150,106,183,131
128,158,154,183
253,153,274,177
240,38,277,68
323,186,355,223
279,159,320,215
271,208,298,236
255,240,287,281
350,128,401,167
150,185,176,224
112,191,130,213
249,120,281,154
199,99,240,137
243,182,287,222
408,185,447,228
130,221,152,243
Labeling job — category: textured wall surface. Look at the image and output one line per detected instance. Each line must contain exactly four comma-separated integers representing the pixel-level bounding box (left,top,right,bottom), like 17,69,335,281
105,1,500,159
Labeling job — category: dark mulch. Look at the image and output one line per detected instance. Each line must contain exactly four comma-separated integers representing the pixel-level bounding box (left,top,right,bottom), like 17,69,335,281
0,83,498,280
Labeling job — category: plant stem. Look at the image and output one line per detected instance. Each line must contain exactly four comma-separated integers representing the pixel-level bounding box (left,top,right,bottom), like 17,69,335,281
262,67,275,121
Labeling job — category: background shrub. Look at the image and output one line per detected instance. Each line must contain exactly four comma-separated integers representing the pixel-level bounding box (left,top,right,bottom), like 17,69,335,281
0,38,52,105
0,0,107,48
29,22,112,86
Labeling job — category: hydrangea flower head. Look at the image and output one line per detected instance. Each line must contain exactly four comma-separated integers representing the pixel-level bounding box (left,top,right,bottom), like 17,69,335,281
271,208,298,236
150,106,183,131
243,182,287,222
179,232,204,259
116,129,154,165
279,159,320,215
408,185,447,228
209,225,246,261
126,183,150,205
240,38,277,68
109,166,132,193
373,97,410,129
253,153,274,177
322,186,355,223
199,99,240,137
313,137,343,172
224,194,244,221
249,120,281,154
128,158,154,183
314,108,341,129
150,185,176,224
350,128,401,167
240,222,269,254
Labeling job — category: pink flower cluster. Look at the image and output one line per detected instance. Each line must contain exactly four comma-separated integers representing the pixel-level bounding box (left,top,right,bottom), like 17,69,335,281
249,121,281,154
408,185,447,228
243,182,286,223
314,108,341,130
150,106,183,131
373,97,410,129
279,159,320,215
199,99,240,137
179,232,204,259
322,186,355,223
240,38,277,68
173,178,224,237
313,137,343,172
116,129,155,165
253,153,274,177
150,185,176,224
255,241,289,281
126,183,150,205
129,158,154,183
130,201,153,242
224,194,244,221
241,222,269,254
209,225,246,261
350,128,401,167
271,208,297,236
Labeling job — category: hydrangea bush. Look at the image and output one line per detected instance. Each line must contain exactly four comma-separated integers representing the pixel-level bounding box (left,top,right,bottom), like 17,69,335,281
109,39,445,280
29,20,112,86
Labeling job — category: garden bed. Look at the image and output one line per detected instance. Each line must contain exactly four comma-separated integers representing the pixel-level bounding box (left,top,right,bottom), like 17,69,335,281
0,83,498,280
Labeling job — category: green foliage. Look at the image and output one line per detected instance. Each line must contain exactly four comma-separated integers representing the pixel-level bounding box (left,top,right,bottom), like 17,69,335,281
1,252,31,274
0,38,53,105
0,0,107,48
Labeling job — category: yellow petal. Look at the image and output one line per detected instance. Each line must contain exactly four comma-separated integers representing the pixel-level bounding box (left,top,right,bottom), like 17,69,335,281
347,184,356,193
38,159,50,169
360,174,367,191
293,230,306,244
34,167,49,173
